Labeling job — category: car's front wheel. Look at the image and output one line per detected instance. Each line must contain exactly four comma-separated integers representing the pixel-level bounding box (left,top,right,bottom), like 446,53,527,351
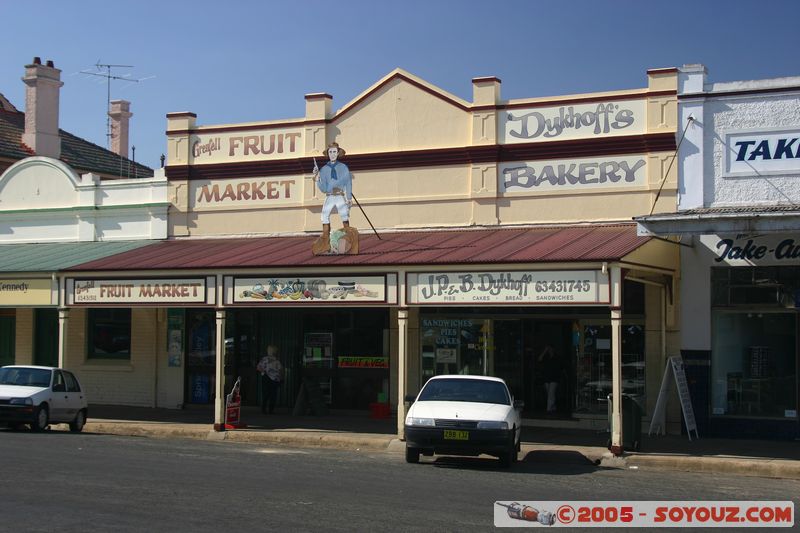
31,404,49,432
405,444,420,464
499,429,518,468
69,410,86,433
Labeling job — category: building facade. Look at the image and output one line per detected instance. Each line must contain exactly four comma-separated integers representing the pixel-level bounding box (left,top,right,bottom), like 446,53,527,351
637,66,800,439
0,58,167,405
56,67,682,451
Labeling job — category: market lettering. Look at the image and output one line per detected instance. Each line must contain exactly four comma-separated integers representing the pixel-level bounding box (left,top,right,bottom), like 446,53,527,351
228,132,301,157
735,138,800,161
139,283,202,298
503,159,645,189
197,180,294,203
508,103,635,139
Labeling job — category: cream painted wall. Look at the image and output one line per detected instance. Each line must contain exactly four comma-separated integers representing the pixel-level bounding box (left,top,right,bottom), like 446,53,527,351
14,308,33,365
168,70,679,238
67,308,168,408
332,78,470,154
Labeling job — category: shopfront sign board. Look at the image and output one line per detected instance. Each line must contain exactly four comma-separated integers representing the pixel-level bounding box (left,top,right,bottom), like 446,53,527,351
407,270,609,305
702,234,800,266
724,128,800,177
229,275,397,305
0,279,53,306
66,277,215,305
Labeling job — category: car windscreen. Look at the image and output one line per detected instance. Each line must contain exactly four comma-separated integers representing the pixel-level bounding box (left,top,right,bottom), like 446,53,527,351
417,378,510,405
0,367,52,387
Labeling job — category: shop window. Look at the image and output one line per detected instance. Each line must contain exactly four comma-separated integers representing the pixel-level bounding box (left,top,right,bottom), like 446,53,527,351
419,318,487,378
711,311,797,419
575,321,645,414
88,308,131,359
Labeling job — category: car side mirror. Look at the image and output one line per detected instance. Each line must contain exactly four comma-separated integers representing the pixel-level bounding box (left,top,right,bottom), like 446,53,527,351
513,400,525,410
404,394,416,404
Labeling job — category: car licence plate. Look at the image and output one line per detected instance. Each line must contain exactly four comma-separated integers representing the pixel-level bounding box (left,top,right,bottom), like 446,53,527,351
443,430,469,440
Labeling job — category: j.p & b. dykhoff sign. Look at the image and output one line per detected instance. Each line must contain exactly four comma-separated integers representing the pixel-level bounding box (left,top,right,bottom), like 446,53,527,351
68,278,213,305
500,99,645,144
702,235,800,265
725,128,800,177
408,271,609,305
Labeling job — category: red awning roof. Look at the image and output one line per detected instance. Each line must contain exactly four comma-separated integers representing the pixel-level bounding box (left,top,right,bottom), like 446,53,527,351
65,223,650,271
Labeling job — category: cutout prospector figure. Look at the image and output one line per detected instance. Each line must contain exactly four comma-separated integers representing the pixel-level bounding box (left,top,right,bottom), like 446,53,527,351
312,142,359,255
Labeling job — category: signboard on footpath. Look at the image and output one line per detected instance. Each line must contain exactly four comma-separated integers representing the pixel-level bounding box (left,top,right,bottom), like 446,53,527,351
0,279,54,306
407,270,609,305
66,278,215,305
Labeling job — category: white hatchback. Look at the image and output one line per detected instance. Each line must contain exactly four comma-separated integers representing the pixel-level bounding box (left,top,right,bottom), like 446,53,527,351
0,366,88,432
404,375,523,467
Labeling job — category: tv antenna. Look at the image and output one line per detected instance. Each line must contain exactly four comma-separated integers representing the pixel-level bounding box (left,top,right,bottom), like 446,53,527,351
80,61,144,150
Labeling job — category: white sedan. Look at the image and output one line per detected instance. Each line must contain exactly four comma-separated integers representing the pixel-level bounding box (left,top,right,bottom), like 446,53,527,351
404,375,523,467
0,366,88,432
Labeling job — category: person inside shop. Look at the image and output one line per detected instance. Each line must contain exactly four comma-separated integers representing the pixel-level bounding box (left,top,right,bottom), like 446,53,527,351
257,345,284,414
538,344,562,415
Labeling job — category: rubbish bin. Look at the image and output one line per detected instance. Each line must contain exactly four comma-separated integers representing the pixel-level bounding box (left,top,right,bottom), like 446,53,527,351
606,393,643,452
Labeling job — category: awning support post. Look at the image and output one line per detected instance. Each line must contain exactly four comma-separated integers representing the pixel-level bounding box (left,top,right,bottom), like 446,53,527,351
214,308,226,431
610,266,624,456
396,308,409,437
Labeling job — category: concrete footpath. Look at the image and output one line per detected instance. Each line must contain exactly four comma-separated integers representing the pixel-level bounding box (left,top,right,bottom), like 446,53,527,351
76,405,800,481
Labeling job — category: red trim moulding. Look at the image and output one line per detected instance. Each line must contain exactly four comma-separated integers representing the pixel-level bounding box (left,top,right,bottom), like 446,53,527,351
164,132,676,181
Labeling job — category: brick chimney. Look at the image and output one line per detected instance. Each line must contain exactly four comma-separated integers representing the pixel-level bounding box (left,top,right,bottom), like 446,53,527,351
21,57,63,158
109,99,133,158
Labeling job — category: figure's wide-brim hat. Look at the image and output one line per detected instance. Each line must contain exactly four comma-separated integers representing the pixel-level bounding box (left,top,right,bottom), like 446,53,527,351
323,142,345,157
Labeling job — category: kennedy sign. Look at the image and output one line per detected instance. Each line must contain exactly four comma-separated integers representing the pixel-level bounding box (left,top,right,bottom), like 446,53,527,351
0,279,53,306
67,278,213,305
500,99,645,144
725,129,800,177
407,271,609,305
500,155,646,193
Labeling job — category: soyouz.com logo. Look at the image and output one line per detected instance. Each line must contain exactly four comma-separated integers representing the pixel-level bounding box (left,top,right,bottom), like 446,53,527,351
494,501,794,527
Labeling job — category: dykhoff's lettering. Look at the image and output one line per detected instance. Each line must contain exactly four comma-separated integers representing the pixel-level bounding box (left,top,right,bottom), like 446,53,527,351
503,159,645,189
735,138,800,161
197,180,294,204
508,103,635,139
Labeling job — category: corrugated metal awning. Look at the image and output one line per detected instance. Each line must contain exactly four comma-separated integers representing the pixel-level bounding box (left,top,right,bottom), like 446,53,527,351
64,224,651,271
635,205,800,236
0,241,158,272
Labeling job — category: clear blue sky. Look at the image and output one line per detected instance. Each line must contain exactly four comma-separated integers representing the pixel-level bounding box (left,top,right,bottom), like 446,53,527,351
2,0,798,170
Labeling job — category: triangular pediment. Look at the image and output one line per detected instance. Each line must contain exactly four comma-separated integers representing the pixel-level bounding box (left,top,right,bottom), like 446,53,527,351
329,69,471,154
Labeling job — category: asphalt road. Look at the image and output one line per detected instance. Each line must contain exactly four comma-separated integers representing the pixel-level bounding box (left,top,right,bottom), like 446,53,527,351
0,429,797,532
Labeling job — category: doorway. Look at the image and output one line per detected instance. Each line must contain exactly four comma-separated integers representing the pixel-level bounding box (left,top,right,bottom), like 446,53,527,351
527,320,573,417
34,309,58,367
0,315,14,366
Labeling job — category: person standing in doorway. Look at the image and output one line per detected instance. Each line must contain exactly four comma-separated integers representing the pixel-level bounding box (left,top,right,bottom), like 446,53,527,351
538,344,561,415
257,345,283,414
